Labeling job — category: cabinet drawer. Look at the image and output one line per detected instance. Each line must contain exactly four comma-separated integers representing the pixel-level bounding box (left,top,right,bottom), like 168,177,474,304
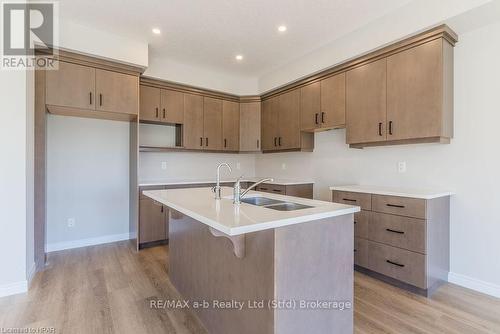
256,183,285,195
370,212,426,254
354,210,369,239
333,191,371,210
368,240,426,289
372,194,425,219
139,186,166,199
354,237,369,268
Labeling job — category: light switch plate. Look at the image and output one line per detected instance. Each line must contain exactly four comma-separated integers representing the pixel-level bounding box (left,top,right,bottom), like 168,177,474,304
161,161,167,170
281,163,287,170
67,218,75,228
398,161,407,173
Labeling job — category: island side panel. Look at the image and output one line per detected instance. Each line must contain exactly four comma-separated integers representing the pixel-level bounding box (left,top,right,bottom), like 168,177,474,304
274,214,354,334
169,210,275,334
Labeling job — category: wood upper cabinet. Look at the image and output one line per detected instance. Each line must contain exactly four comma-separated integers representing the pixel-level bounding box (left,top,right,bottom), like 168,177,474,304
300,82,321,131
261,97,279,151
222,100,240,151
95,69,138,115
320,72,346,129
183,93,204,149
139,85,161,122
139,198,167,244
239,102,261,152
203,97,223,150
46,61,95,110
387,39,452,141
278,89,301,149
161,89,184,124
346,58,387,144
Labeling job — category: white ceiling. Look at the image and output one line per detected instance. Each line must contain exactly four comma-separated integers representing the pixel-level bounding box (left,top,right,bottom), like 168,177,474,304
60,0,414,76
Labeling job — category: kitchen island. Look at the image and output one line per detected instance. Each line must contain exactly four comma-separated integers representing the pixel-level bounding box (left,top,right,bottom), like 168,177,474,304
143,187,359,334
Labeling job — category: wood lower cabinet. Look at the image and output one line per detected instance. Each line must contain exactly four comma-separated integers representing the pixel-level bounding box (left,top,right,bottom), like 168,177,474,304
203,97,223,150
139,197,168,245
239,101,261,151
183,93,204,149
46,61,95,110
333,190,450,296
222,100,240,151
95,69,139,115
255,183,313,199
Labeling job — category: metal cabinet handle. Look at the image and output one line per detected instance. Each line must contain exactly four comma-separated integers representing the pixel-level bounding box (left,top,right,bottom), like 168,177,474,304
378,122,382,136
259,187,268,191
274,137,277,147
386,204,405,208
386,260,405,268
155,107,159,118
354,221,357,225
161,206,164,213
200,137,203,147
278,137,282,146
257,139,259,149
163,108,166,119
89,92,92,105
321,112,325,123
99,94,103,106
272,189,282,193
386,228,404,234
342,198,357,202
315,113,319,125
224,139,227,148
389,121,393,135
205,137,208,146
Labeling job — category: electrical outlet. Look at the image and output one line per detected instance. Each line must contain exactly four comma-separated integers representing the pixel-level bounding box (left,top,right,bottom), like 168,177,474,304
236,162,241,170
281,163,287,170
161,161,167,170
398,161,407,173
67,218,76,228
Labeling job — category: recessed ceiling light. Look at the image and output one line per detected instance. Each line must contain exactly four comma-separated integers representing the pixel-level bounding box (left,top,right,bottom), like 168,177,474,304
278,25,287,32
152,28,161,35
235,54,243,61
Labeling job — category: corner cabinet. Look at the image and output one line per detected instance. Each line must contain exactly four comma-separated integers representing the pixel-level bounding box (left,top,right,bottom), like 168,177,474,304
262,89,314,152
239,101,261,152
222,100,240,151
346,38,454,148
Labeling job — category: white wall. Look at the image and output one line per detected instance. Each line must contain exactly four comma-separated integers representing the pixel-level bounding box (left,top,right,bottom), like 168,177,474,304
139,152,255,183
46,115,130,251
0,70,28,297
144,54,259,96
255,21,500,296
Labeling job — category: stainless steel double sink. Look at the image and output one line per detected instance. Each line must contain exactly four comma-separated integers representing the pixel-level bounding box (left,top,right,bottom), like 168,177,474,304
241,196,313,211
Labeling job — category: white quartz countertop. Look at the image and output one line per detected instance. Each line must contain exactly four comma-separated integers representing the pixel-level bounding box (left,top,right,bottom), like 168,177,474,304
329,185,454,200
139,177,314,187
143,187,358,236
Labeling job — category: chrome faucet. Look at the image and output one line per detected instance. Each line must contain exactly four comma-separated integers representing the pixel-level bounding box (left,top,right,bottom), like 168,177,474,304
233,176,274,204
212,163,232,199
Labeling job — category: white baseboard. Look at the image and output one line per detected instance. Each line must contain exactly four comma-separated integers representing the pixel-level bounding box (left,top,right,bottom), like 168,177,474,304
47,233,131,252
0,280,28,298
448,272,500,298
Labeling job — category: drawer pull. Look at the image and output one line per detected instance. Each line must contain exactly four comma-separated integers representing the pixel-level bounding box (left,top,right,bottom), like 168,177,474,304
386,203,405,208
272,189,282,193
386,228,404,234
354,221,357,224
386,260,405,268
342,198,357,202
259,187,268,191
354,249,357,252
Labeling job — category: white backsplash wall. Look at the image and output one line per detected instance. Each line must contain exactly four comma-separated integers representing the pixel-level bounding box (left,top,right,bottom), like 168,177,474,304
139,152,256,182
46,115,130,249
256,21,500,294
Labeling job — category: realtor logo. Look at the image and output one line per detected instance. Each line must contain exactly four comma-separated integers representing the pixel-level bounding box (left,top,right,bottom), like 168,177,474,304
1,1,58,69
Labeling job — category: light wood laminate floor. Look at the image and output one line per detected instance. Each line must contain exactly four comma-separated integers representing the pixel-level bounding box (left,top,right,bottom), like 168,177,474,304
1,241,499,334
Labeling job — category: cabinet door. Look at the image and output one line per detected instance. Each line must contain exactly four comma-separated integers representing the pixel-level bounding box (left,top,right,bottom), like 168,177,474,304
139,198,167,244
161,89,184,124
46,61,95,110
261,97,279,151
300,82,321,131
387,39,443,141
222,100,240,151
139,85,161,122
183,93,204,149
203,97,223,150
95,69,139,115
239,102,261,151
346,58,387,144
320,73,346,128
278,89,301,149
